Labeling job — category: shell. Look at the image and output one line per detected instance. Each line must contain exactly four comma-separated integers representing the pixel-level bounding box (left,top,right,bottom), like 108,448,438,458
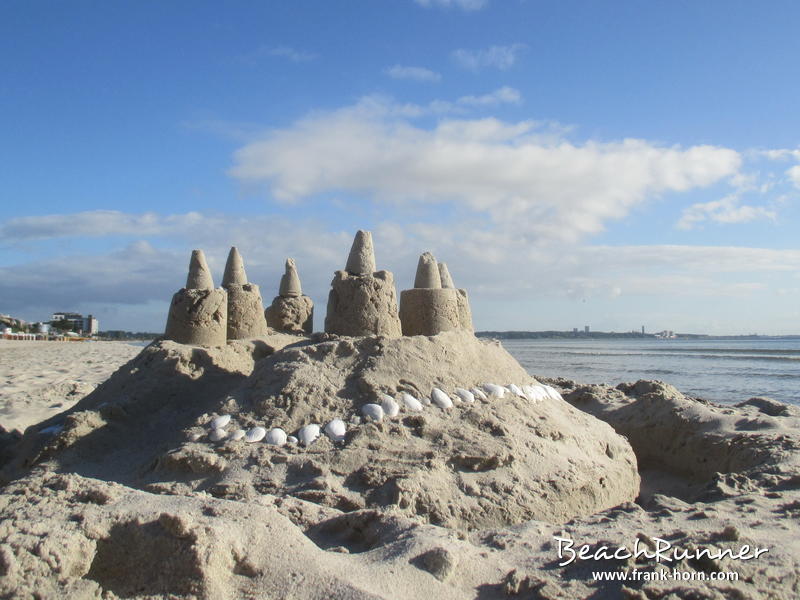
189,432,203,442
230,429,246,441
245,426,266,443
209,427,228,442
400,392,423,412
544,385,562,400
266,427,287,446
298,424,321,446
454,388,475,403
287,436,298,444
324,419,346,441
210,414,231,429
470,387,488,401
431,388,453,409
507,384,523,397
381,395,400,418
482,383,507,398
361,403,384,422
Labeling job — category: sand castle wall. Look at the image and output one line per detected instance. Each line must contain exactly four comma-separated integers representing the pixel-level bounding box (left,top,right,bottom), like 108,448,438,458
164,250,228,347
266,258,314,334
324,231,402,337
222,248,268,340
399,253,462,336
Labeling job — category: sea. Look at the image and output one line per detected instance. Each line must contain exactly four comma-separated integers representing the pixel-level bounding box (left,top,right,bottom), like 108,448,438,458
500,338,800,406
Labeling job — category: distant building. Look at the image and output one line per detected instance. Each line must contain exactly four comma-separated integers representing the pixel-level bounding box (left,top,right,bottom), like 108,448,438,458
573,327,578,334
83,314,99,335
51,312,99,336
642,325,645,335
584,325,590,333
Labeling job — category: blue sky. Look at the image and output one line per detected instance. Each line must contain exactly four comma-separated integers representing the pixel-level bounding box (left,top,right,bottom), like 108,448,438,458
2,0,799,334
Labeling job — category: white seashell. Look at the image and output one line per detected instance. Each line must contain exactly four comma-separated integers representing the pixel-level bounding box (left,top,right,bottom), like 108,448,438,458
533,385,550,401
470,387,488,401
298,424,321,446
507,384,523,397
431,388,453,409
455,388,475,403
210,414,231,429
381,395,400,418
189,432,203,442
39,424,63,436
324,419,346,441
245,426,266,443
230,429,246,441
266,427,287,446
209,427,228,442
361,403,384,422
544,385,562,400
482,383,507,398
287,435,298,444
400,392,423,412
421,395,431,405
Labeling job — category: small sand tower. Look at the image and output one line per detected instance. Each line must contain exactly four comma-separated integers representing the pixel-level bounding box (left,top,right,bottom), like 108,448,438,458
265,258,314,334
222,247,269,340
324,230,402,337
399,252,461,336
438,262,473,332
164,249,228,346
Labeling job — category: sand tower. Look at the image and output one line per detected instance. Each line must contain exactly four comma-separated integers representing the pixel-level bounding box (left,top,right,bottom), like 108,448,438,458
399,252,461,336
438,262,473,332
324,230,402,337
222,247,269,340
164,249,228,346
265,258,314,334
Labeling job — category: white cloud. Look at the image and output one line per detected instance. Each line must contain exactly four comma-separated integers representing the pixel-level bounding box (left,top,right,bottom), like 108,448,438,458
267,46,317,62
457,86,521,106
677,195,777,230
415,0,487,11
452,44,525,70
0,211,213,242
229,99,741,241
787,165,800,189
385,65,441,82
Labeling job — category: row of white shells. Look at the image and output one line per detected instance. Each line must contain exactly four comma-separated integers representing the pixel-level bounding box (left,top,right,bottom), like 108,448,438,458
201,383,562,448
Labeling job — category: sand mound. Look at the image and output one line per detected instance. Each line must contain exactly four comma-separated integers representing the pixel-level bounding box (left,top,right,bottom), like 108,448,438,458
557,378,800,502
2,331,639,530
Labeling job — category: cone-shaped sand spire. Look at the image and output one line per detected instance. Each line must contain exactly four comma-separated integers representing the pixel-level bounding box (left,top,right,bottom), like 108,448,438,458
165,249,227,346
345,230,376,275
438,262,455,289
221,247,247,287
399,251,461,336
325,230,401,337
414,252,442,289
185,250,214,290
222,247,268,340
279,258,303,297
266,258,313,333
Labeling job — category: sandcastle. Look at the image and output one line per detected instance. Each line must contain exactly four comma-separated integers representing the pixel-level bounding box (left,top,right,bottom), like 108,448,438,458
324,230,403,337
398,252,473,336
264,258,313,334
164,233,476,345
222,247,269,340
164,249,228,346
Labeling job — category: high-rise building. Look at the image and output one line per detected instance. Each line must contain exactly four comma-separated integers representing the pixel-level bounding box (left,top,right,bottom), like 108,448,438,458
584,325,590,333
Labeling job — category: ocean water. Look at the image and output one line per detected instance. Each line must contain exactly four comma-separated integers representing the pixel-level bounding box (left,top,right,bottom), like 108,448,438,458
500,338,800,406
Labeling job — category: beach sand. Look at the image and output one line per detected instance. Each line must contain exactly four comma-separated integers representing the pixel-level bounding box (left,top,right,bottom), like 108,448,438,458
0,340,142,434
0,334,798,599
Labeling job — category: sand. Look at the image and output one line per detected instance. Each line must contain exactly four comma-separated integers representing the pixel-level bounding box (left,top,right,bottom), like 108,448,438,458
0,340,142,434
1,335,799,599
